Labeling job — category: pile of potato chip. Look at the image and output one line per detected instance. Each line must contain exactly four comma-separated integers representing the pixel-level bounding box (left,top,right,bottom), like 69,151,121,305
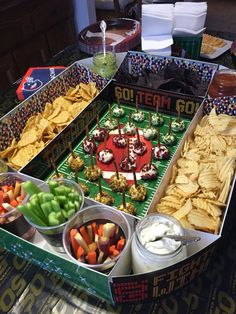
0,82,99,170
156,108,236,234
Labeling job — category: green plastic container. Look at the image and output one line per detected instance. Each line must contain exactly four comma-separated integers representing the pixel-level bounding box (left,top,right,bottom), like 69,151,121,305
173,35,203,60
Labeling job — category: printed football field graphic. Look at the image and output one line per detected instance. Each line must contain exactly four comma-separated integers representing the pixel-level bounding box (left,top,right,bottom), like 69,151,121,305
48,103,191,219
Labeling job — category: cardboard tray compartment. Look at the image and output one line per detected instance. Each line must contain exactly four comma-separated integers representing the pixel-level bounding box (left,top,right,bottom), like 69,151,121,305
0,53,234,304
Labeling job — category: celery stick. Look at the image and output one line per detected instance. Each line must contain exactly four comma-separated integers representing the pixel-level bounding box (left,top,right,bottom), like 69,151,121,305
40,192,54,203
18,204,47,226
22,181,42,196
54,186,67,196
30,198,48,223
41,202,52,218
51,200,61,213
55,211,65,224
48,180,59,194
48,212,60,226
67,209,75,219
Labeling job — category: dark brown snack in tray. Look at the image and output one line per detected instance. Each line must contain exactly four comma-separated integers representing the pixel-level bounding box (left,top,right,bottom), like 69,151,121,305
116,60,209,97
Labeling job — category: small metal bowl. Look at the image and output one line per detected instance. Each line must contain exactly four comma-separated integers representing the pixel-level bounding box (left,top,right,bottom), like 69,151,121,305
63,204,131,272
0,172,36,240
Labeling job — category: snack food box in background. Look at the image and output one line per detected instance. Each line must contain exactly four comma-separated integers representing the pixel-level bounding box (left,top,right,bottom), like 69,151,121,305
16,66,66,100
113,51,219,118
0,54,235,304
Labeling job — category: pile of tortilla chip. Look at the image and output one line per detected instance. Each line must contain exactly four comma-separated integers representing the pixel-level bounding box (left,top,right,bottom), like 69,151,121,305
0,82,99,170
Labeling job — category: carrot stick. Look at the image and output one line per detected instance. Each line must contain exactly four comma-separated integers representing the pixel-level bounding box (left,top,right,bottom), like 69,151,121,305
70,229,79,256
116,238,125,251
76,246,85,259
87,251,97,265
92,222,98,235
112,249,120,257
87,224,93,242
109,245,116,255
98,224,104,237
10,199,19,208
75,232,89,254
16,194,26,202
79,226,92,245
1,185,13,192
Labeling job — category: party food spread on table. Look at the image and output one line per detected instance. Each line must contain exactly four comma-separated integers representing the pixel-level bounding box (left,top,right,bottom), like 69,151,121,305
0,13,236,306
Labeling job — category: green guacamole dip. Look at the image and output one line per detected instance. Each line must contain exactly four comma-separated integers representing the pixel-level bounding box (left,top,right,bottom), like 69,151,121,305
92,52,117,78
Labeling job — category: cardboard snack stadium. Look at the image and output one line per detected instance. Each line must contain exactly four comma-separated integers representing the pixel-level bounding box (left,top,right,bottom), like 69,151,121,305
0,53,235,304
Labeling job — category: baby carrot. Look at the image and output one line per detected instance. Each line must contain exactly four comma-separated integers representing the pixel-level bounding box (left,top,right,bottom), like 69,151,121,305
87,251,97,265
70,229,79,256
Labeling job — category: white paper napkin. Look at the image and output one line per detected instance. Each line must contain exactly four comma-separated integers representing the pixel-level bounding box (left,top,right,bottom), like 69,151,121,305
173,1,207,33
143,46,172,57
142,35,173,50
174,2,207,15
172,27,206,36
142,4,174,19
142,14,173,37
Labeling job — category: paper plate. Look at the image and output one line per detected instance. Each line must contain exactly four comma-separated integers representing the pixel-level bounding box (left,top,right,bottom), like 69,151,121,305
78,18,141,55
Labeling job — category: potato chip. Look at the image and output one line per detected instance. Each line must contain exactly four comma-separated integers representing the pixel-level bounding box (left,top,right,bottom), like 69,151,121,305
156,204,176,215
155,108,235,234
158,200,181,209
218,172,232,203
192,198,221,218
170,165,178,184
226,148,236,157
173,199,192,220
187,209,219,233
218,157,235,182
184,149,201,161
161,195,184,206
165,184,176,196
175,174,189,184
177,180,199,195
198,168,220,190
179,218,194,229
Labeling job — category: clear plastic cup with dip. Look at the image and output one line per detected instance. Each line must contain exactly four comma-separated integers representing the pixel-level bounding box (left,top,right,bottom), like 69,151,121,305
131,213,187,274
92,49,117,78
